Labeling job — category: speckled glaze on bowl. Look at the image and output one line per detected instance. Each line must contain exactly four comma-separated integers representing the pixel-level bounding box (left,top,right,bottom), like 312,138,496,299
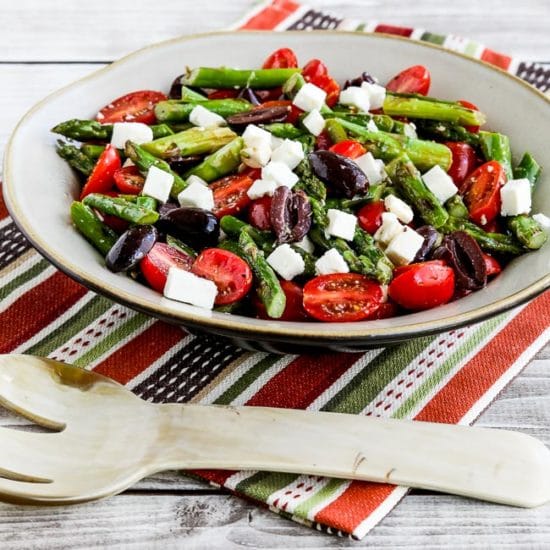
3,31,550,353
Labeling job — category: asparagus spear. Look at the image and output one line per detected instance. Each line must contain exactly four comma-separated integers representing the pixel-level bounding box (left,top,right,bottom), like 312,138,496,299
478,131,513,179
383,93,487,126
308,196,329,229
507,215,548,250
154,99,252,123
52,119,111,141
183,67,300,89
386,154,449,228
166,235,197,258
262,123,306,140
220,215,274,252
151,124,175,139
184,137,244,182
324,118,348,144
294,159,327,202
325,184,386,211
513,152,541,185
290,245,316,278
180,86,208,102
135,196,158,211
81,143,106,161
445,194,469,219
413,119,480,147
238,230,286,318
70,201,118,256
56,142,95,176
82,194,159,224
328,110,403,134
352,228,394,284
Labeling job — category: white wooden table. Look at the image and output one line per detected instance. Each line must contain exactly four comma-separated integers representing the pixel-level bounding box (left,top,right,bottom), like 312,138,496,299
1,1,549,547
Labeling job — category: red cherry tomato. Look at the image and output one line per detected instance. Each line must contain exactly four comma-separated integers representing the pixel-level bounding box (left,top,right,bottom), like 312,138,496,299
357,201,386,234
483,253,502,277
113,165,145,195
262,48,298,69
313,74,341,107
303,273,384,322
388,261,455,311
140,243,194,293
211,174,254,218
96,90,167,124
329,140,366,159
315,131,332,151
368,300,400,320
255,280,309,321
462,161,506,227
386,65,431,95
260,100,302,124
247,196,272,230
302,59,328,81
457,100,481,133
240,167,262,181
207,89,240,99
191,248,253,305
444,142,479,188
80,145,121,199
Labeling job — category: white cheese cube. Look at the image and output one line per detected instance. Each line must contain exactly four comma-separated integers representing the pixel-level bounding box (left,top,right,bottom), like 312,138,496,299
186,175,208,187
294,235,315,254
366,119,379,132
270,134,284,150
315,248,349,275
242,124,272,148
422,165,458,204
142,165,174,203
262,161,299,189
339,86,370,112
384,194,414,224
266,244,305,280
189,105,227,128
302,109,326,136
241,142,272,168
292,82,327,112
354,152,386,184
374,212,404,246
271,139,304,169
246,178,278,200
385,227,424,266
110,122,153,148
326,209,357,241
403,122,418,139
500,178,532,216
361,82,386,110
164,268,218,309
533,213,550,231
122,158,135,168
177,180,214,210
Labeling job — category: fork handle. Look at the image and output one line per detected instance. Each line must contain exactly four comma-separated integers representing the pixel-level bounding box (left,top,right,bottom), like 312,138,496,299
152,404,550,507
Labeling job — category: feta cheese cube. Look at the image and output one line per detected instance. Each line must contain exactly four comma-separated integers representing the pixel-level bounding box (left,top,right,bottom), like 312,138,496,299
385,227,424,266
292,82,327,112
533,213,550,231
302,109,326,136
270,139,304,169
500,178,532,216
366,119,379,132
339,86,370,112
186,175,208,187
403,122,418,139
422,165,458,204
354,152,386,184
315,248,350,275
189,105,227,128
241,142,272,168
326,209,357,241
164,268,218,310
384,194,414,224
246,178,278,200
294,235,315,254
361,82,386,110
266,244,305,280
262,161,299,189
110,122,153,148
374,212,404,246
177,180,214,210
270,134,284,150
142,165,174,203
242,124,272,148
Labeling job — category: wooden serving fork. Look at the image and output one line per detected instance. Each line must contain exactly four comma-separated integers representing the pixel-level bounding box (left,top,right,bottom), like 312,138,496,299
0,354,549,506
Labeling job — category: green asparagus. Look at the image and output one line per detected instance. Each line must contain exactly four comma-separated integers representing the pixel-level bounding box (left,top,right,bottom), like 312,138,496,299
514,152,541,185
352,228,394,284
184,137,244,182
413,119,480,146
82,194,159,225
56,142,95,176
324,118,348,144
135,196,158,211
262,123,306,140
479,131,513,179
294,160,327,201
52,119,111,141
166,235,197,257
183,67,300,89
154,99,252,123
180,86,208,102
220,215,274,252
507,215,548,250
70,201,118,256
81,144,106,161
151,124,175,139
445,194,469,219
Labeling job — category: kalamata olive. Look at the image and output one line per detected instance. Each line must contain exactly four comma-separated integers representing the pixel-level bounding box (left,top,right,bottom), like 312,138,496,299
158,202,178,217
167,154,203,174
343,72,377,89
237,87,261,106
168,74,185,99
106,225,158,273
433,231,487,290
157,207,220,250
308,151,368,198
413,225,442,262
226,105,290,126
270,187,312,244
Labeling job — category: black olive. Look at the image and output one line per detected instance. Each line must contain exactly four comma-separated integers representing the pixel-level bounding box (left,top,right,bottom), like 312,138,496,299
105,225,158,273
270,187,312,244
157,207,219,250
308,151,368,198
226,105,290,126
168,74,185,99
167,155,203,175
343,72,377,89
413,225,442,262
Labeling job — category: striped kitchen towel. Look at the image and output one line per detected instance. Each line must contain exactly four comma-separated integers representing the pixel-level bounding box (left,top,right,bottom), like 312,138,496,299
1,3,549,539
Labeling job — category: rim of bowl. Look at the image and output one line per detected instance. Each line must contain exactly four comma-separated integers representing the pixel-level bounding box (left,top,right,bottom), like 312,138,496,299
3,30,550,342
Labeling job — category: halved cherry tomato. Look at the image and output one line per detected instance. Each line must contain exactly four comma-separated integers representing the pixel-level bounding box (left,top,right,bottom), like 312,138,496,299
240,167,262,181
357,201,386,234
302,59,328,82
140,243,194,293
262,48,298,69
96,90,167,125
386,65,431,95
211,174,254,218
483,253,502,277
462,161,506,226
207,89,240,100
260,100,302,124
368,300,400,320
314,74,340,107
303,273,383,322
457,100,481,133
388,261,455,311
255,280,309,321
80,144,121,199
113,165,145,195
315,131,332,150
329,140,366,159
444,141,479,188
247,196,272,230
192,248,253,305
